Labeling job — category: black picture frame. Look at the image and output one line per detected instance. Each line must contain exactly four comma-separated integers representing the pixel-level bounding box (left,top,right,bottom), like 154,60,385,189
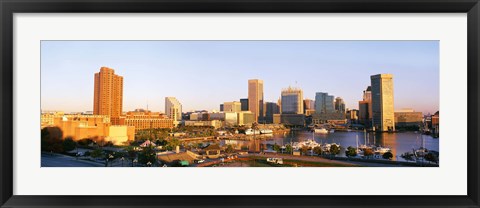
1,0,479,207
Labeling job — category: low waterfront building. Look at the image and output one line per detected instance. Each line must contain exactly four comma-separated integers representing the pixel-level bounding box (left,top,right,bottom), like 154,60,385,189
184,120,223,129
41,112,134,145
394,109,423,129
312,112,347,125
237,111,254,126
118,109,174,130
203,144,221,159
305,109,316,116
273,114,281,124
280,114,306,127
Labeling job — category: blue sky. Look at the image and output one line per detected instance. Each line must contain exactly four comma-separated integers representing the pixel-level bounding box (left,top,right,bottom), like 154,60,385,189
41,41,439,114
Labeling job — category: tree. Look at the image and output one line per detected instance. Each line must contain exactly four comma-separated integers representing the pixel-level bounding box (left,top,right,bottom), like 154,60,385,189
124,146,137,167
329,144,340,157
424,152,438,164
382,152,393,160
225,144,234,154
41,127,64,153
273,143,281,153
401,152,415,161
285,144,293,154
300,146,309,155
166,138,181,151
345,146,357,158
90,149,104,159
77,138,94,146
313,146,322,156
62,137,77,152
138,145,156,166
363,148,374,158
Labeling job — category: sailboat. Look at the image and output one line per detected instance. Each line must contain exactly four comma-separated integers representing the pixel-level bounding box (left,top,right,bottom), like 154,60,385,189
356,134,364,156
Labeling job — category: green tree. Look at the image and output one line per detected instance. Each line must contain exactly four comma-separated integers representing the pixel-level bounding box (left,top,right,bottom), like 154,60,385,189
62,137,77,152
41,127,64,153
166,138,181,151
329,144,340,157
273,143,281,153
345,146,357,158
124,146,137,167
138,145,156,166
300,146,310,155
313,146,322,156
285,144,293,154
90,149,104,159
382,152,393,160
225,144,235,154
77,138,94,146
424,152,438,164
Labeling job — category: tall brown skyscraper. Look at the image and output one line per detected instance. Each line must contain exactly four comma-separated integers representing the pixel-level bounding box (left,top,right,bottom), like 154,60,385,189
248,79,264,123
93,67,123,124
371,74,395,132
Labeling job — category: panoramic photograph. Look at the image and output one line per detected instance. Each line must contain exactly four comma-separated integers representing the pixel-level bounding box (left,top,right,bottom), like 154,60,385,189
40,40,439,167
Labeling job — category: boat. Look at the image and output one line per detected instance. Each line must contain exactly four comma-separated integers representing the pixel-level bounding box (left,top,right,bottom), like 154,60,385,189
373,146,391,154
292,139,321,150
314,128,329,134
245,129,261,135
260,129,273,134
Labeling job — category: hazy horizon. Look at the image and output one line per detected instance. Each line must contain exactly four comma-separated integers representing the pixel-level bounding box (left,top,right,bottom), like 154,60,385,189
41,40,439,115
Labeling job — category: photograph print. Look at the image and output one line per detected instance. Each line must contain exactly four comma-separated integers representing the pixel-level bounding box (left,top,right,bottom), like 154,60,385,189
40,40,439,168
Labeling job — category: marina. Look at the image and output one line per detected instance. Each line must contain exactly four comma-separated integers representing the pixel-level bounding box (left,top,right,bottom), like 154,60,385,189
217,130,439,162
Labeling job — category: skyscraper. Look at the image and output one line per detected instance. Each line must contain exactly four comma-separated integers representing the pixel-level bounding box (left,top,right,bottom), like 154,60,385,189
248,79,264,122
371,74,395,132
358,86,372,126
315,92,334,114
334,97,346,113
303,99,315,113
93,67,123,125
240,98,249,111
281,86,304,114
223,101,242,112
165,97,182,122
265,102,280,123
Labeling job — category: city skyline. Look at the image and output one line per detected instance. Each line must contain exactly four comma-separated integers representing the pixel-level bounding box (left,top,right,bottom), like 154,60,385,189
41,41,439,114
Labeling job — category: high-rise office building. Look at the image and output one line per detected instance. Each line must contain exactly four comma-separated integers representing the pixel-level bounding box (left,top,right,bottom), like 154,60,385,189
358,86,373,126
93,67,123,125
223,101,242,112
371,74,395,132
265,102,280,123
315,92,334,114
334,97,346,113
240,98,249,111
281,87,304,114
303,99,315,114
248,79,264,122
165,97,182,121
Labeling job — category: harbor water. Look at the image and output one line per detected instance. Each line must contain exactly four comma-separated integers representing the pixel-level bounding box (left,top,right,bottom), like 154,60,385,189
220,131,439,161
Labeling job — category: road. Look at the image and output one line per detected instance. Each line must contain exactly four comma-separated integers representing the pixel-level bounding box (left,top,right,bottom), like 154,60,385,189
41,153,104,167
251,153,402,167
